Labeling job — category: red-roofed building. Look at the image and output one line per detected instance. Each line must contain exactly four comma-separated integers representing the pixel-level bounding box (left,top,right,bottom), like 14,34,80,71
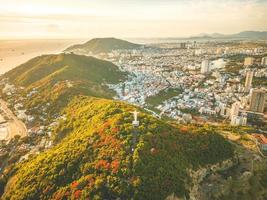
252,134,267,152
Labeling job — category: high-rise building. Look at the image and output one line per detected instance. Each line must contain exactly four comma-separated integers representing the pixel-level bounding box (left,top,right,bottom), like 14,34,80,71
180,43,186,49
244,57,255,66
193,41,197,48
230,101,246,126
249,89,266,113
244,71,254,92
219,103,227,116
230,114,247,126
261,57,267,66
200,60,210,74
230,101,240,117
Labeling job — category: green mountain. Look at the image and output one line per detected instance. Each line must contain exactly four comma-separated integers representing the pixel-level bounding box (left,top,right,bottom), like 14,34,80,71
3,53,127,115
64,38,142,54
2,97,234,200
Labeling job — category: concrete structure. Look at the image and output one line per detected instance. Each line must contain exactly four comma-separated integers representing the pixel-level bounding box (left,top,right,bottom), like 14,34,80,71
261,57,267,66
244,57,255,66
200,60,210,74
252,134,267,152
230,114,247,126
249,89,266,113
230,101,240,118
179,43,186,49
219,104,227,117
244,71,254,93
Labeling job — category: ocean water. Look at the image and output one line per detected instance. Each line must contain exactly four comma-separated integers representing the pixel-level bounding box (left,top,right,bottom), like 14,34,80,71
0,39,84,75
0,37,236,75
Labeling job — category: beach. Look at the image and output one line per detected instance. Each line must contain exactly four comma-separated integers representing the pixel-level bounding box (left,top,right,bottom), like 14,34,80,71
0,99,28,141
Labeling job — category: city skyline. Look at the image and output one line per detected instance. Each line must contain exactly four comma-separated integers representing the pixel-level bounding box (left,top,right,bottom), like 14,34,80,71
1,0,267,39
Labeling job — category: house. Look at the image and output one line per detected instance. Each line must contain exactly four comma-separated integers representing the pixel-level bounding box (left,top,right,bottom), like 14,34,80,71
252,134,267,152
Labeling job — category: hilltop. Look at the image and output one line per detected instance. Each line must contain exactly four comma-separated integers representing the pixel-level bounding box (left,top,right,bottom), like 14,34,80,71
64,38,142,54
1,97,234,200
3,53,127,115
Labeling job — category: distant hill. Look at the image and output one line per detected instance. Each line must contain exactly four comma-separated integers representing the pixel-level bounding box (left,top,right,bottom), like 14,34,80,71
64,38,142,54
191,31,267,40
2,96,234,200
4,53,127,115
229,31,267,39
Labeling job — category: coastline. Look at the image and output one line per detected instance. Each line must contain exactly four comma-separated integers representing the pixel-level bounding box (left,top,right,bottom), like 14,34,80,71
0,99,28,141
0,39,83,74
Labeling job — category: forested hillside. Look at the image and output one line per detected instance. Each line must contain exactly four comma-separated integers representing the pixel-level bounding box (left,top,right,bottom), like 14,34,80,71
3,53,127,115
2,97,234,200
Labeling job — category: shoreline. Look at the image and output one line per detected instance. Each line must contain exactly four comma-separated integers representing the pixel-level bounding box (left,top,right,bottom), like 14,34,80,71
0,99,28,141
0,39,84,75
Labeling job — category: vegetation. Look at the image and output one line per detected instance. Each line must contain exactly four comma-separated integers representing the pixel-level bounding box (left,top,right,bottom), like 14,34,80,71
146,88,182,107
224,54,246,74
224,65,244,74
252,77,267,87
65,38,142,54
4,53,128,115
2,97,234,200
240,76,267,89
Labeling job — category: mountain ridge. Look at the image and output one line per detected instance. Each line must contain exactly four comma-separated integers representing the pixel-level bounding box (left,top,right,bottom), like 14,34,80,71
64,38,142,54
3,53,128,116
190,31,267,39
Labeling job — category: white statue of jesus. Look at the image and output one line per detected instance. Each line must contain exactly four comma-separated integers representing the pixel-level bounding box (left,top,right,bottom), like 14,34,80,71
132,110,139,126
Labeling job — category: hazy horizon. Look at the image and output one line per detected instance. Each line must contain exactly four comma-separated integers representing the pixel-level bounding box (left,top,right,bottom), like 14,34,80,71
1,30,267,41
1,0,267,39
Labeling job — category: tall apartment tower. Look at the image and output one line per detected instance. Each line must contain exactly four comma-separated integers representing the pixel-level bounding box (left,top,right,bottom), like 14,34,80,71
249,89,266,113
244,57,255,66
230,101,240,118
201,60,210,74
180,42,186,49
244,71,254,93
261,57,267,66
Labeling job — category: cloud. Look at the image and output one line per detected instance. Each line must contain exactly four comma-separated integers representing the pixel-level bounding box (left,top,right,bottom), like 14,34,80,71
0,0,266,38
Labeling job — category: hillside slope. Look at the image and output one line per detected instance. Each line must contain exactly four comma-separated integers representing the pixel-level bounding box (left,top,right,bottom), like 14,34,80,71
3,53,127,115
65,38,142,54
2,97,234,200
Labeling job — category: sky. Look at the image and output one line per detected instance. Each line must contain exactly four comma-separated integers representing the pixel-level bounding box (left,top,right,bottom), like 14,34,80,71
0,0,267,39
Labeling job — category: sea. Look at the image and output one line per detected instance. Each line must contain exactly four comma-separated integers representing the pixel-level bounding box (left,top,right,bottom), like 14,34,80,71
0,39,84,75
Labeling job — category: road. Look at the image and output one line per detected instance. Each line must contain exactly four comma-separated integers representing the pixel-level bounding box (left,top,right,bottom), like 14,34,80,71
0,99,28,140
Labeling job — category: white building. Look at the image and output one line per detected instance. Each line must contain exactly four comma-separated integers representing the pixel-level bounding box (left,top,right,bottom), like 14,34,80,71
201,60,210,74
210,58,226,70
230,115,247,126
230,101,240,118
2,83,15,95
244,57,254,66
261,57,267,66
